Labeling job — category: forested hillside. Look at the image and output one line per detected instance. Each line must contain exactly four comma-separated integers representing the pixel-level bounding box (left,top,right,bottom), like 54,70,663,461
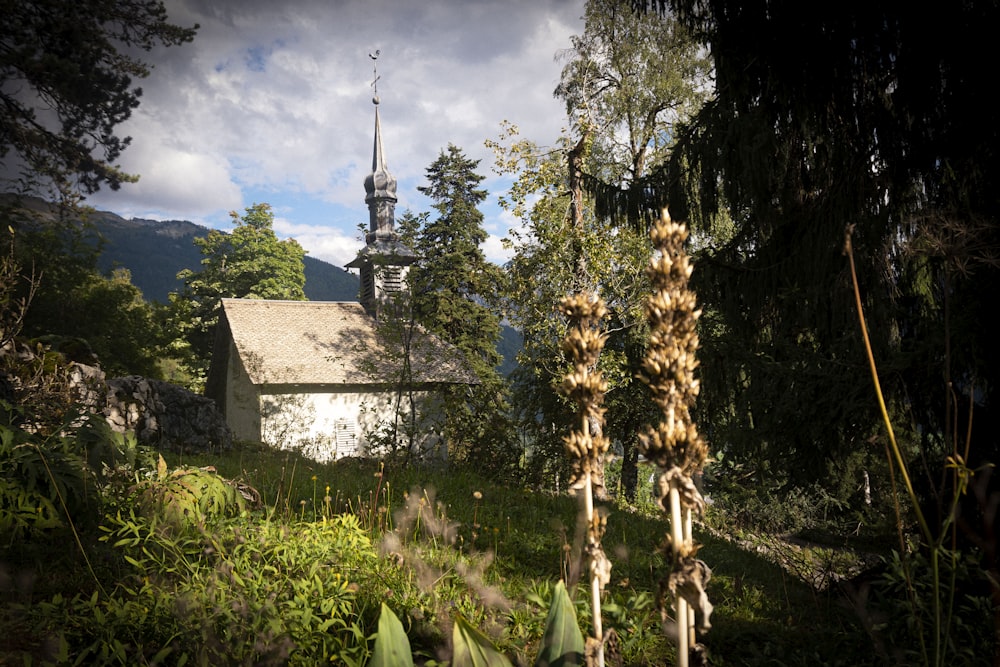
0,195,360,304
87,210,360,304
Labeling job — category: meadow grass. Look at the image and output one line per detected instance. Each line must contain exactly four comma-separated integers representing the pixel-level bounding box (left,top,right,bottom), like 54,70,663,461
168,443,878,666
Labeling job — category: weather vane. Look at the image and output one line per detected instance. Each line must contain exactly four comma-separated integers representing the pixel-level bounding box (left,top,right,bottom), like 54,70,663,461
369,49,381,102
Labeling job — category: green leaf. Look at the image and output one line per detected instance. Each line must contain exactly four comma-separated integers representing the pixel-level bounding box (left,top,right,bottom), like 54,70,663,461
370,603,413,667
534,581,585,667
452,614,513,667
150,645,174,663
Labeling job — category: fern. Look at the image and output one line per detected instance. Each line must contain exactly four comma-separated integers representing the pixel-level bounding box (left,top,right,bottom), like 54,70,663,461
136,455,245,529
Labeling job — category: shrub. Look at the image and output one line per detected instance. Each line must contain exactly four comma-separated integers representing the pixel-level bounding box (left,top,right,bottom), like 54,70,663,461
18,512,388,665
0,423,87,542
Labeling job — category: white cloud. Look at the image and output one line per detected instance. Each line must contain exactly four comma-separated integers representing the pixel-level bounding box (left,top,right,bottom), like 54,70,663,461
272,217,361,268
90,133,241,223
83,0,584,263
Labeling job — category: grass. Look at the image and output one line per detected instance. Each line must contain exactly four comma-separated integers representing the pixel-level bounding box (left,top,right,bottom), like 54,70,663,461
182,444,877,665
1,442,888,666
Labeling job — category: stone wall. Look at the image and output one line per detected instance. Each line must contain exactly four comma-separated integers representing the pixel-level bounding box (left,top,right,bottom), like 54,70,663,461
104,375,232,454
1,339,231,453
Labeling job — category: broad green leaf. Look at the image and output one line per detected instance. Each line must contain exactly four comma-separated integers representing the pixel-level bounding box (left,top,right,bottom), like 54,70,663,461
369,602,413,667
534,581,585,667
452,614,513,667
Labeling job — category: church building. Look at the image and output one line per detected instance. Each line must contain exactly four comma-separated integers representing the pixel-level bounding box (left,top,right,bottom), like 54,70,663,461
204,72,476,462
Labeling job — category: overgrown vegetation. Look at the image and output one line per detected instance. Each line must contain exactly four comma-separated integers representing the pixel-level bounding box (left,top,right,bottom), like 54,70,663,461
11,420,989,665
4,208,993,665
3,0,999,664
4,444,922,666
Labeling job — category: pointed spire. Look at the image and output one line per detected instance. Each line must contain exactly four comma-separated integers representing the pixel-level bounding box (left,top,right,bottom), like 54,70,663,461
363,50,396,234
364,100,397,207
346,50,418,315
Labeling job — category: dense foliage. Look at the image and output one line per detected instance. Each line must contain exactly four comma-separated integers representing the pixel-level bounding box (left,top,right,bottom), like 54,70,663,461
491,128,656,495
405,146,515,476
491,1,707,498
631,0,1000,512
1,201,164,378
558,0,712,229
170,203,307,386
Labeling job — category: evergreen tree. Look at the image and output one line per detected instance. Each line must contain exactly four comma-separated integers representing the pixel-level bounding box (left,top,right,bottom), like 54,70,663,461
412,146,513,475
645,0,1000,499
414,146,501,371
171,203,306,387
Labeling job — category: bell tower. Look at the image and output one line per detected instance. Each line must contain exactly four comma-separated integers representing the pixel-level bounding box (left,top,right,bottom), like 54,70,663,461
346,50,418,315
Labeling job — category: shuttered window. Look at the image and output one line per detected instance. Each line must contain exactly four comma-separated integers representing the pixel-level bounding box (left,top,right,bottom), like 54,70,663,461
335,418,357,458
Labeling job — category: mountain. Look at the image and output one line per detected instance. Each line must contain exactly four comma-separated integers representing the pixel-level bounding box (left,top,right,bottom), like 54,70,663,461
497,323,522,377
0,194,359,303
13,202,361,304
86,210,359,304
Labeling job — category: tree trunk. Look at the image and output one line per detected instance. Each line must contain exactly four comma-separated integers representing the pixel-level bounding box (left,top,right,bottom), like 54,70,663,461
567,129,591,293
622,438,639,503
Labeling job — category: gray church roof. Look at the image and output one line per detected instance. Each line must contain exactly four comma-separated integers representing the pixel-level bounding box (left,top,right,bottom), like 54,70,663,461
216,298,478,387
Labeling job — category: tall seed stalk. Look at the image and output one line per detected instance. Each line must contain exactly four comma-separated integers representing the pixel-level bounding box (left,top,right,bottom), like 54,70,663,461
559,293,612,667
844,224,982,667
639,210,712,666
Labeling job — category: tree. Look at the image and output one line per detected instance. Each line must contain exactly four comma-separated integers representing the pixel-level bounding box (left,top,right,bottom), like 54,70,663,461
1,0,197,198
171,203,306,386
643,4,1000,662
2,199,162,378
557,0,711,229
495,0,709,499
646,0,1000,502
413,146,502,375
407,146,514,475
491,127,655,496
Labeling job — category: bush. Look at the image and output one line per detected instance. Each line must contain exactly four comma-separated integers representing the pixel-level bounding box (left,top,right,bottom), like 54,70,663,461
862,547,995,666
0,414,157,543
0,423,87,542
17,512,391,666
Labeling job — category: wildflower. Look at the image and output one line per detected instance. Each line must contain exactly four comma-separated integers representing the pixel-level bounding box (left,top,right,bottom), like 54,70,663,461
559,291,612,665
640,209,712,663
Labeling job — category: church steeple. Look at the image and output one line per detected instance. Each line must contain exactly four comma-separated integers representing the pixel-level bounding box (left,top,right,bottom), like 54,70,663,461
363,99,398,239
346,50,418,315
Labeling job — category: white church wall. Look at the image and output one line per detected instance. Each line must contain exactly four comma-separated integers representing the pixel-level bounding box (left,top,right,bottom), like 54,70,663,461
257,387,447,463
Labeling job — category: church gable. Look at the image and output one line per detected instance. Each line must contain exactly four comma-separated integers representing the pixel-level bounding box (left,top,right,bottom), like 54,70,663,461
206,298,476,461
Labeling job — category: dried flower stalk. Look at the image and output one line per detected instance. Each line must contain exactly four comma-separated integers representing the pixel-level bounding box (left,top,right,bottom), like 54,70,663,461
639,210,712,667
558,292,611,667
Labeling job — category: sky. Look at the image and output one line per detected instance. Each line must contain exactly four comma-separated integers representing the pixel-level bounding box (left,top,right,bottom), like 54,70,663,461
83,0,587,269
